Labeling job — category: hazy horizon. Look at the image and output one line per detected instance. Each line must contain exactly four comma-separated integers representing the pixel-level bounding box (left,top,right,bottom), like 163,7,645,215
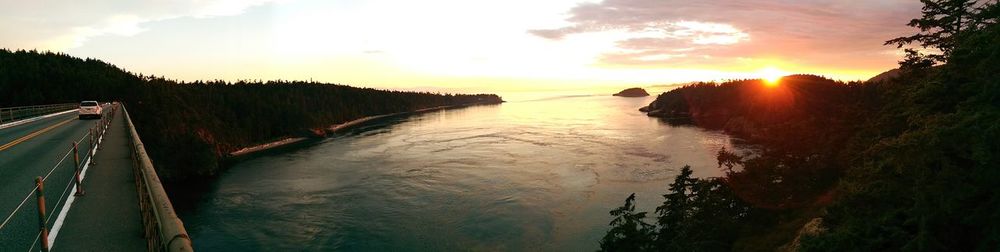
2,0,922,91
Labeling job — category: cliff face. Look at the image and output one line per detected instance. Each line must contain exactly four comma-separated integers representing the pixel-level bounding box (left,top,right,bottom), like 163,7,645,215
613,87,650,97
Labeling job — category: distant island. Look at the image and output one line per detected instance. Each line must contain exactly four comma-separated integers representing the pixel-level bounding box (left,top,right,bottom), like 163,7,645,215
612,87,649,97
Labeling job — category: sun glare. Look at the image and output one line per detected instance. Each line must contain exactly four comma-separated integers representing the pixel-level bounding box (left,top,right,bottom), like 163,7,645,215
759,67,787,86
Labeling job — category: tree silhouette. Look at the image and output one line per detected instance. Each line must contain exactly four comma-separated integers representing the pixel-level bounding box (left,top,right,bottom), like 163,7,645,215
654,166,695,250
604,1,1000,250
0,49,503,183
885,0,996,65
600,193,655,252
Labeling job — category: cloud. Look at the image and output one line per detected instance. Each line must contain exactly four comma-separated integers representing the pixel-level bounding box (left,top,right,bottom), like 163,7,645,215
529,0,923,70
0,0,286,50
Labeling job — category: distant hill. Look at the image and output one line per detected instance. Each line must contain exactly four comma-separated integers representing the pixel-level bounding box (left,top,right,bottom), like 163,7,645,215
0,49,502,183
867,68,901,82
642,74,857,136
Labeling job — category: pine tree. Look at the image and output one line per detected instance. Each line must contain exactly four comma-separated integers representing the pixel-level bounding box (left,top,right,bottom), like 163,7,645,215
600,193,655,252
654,166,696,250
885,0,983,64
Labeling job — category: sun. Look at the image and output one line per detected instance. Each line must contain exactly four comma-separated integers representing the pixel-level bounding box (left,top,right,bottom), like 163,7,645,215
758,67,787,86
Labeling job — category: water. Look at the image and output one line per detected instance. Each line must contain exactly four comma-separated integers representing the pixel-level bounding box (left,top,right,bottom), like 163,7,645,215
179,92,741,251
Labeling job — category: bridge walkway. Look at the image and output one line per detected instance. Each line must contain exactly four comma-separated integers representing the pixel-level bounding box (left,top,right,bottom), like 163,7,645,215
52,107,146,251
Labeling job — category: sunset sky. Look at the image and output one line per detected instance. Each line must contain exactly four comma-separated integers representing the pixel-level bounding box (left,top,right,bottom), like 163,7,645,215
1,0,922,92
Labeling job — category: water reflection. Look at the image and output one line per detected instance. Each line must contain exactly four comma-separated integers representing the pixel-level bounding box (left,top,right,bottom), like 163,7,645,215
181,93,741,251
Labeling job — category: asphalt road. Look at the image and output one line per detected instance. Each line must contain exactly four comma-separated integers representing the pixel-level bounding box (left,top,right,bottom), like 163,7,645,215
0,106,110,251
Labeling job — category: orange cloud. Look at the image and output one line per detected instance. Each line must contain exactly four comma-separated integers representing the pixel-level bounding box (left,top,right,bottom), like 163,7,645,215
530,0,923,72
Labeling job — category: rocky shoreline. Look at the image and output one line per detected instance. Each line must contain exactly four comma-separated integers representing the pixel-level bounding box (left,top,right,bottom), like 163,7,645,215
226,101,502,159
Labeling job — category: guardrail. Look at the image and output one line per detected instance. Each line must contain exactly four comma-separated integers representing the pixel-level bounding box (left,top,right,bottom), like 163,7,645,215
121,104,193,252
0,103,78,125
0,103,115,251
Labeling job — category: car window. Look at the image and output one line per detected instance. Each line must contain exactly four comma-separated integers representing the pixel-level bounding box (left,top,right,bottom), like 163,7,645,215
81,101,98,106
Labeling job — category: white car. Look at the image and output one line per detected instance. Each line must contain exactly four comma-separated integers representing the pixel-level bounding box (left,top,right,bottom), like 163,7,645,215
78,101,102,119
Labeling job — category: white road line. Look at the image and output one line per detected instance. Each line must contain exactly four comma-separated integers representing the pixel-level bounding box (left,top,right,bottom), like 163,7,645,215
0,109,76,130
46,123,106,249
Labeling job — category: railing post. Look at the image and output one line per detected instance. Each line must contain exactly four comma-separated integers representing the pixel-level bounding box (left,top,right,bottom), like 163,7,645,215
73,142,85,196
35,177,50,252
96,122,103,150
89,128,97,166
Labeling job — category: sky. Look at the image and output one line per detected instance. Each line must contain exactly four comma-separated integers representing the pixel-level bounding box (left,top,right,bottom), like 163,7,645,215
0,0,923,93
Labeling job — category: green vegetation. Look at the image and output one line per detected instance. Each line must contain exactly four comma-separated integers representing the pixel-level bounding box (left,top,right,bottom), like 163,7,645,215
602,0,1000,250
0,51,501,183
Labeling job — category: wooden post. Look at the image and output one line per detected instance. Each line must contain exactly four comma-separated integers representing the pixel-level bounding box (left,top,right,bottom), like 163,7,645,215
89,128,97,166
96,122,103,150
89,128,94,156
35,177,50,252
73,142,85,196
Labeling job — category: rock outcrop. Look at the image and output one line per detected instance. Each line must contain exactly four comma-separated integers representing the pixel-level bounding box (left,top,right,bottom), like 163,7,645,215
778,218,827,252
613,87,650,97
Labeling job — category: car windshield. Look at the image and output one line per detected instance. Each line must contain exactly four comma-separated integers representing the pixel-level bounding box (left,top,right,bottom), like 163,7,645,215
81,101,98,107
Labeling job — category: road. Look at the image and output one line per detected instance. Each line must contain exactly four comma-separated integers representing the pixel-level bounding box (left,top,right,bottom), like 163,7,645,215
0,106,109,251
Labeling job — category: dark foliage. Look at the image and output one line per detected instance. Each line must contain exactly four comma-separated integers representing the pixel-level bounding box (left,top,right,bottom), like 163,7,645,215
655,166,752,251
0,49,502,183
605,1,999,250
643,75,859,211
804,4,1000,250
885,0,983,63
600,166,753,252
601,193,656,252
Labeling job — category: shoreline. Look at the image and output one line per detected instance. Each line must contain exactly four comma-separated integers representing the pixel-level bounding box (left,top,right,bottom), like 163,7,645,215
226,102,500,159
228,137,310,157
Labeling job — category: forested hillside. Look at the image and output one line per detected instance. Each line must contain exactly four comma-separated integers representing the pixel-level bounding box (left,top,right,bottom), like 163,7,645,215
602,0,1000,251
0,50,502,182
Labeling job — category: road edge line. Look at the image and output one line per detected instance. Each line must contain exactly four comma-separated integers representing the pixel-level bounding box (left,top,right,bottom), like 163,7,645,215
0,109,76,130
45,123,106,249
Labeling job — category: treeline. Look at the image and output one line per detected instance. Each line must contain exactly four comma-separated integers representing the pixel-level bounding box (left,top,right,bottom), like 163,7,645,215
0,49,502,182
642,74,866,157
603,0,1000,251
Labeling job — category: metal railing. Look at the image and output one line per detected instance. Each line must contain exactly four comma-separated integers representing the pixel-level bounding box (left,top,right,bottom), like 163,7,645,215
122,104,193,252
0,103,115,251
0,103,78,125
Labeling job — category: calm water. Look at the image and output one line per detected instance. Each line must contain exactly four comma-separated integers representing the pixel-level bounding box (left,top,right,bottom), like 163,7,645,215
180,92,740,251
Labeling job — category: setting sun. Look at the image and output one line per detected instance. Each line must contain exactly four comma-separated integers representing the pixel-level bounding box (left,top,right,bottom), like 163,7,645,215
759,67,788,86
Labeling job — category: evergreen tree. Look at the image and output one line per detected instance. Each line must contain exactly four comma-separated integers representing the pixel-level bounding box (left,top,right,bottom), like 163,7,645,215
600,193,655,252
885,0,985,64
0,49,503,183
603,1,999,251
654,166,696,250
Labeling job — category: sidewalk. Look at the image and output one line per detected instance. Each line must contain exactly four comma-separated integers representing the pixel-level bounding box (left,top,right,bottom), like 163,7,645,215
52,108,146,251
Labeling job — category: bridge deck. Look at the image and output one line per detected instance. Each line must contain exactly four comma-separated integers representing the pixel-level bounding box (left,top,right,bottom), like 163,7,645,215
52,108,146,251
